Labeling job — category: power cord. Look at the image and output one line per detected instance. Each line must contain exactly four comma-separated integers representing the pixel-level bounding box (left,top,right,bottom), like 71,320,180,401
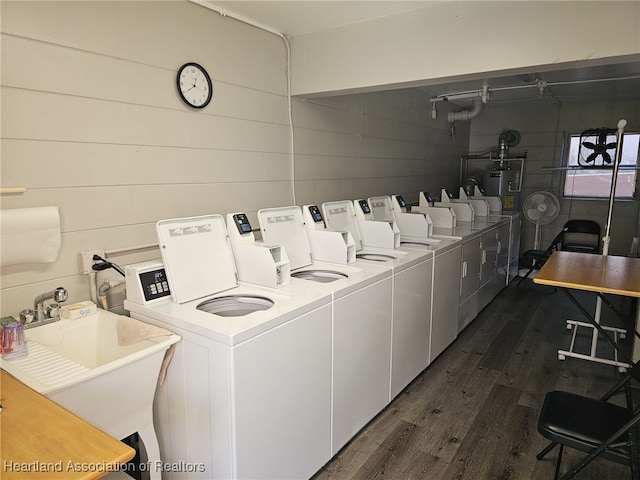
91,254,125,277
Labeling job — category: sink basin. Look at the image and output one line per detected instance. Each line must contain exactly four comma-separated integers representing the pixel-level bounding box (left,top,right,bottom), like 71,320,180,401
2,309,179,393
1,308,180,480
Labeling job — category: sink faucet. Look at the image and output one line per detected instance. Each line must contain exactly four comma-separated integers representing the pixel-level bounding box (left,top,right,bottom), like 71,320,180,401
33,287,68,322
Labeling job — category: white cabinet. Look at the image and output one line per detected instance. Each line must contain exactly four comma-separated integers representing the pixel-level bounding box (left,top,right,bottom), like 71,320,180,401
430,244,462,362
458,233,482,333
478,222,509,313
496,222,511,286
459,220,512,333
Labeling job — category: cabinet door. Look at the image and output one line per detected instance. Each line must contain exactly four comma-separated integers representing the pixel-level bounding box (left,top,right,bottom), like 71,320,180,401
496,223,511,286
460,236,482,301
480,226,499,286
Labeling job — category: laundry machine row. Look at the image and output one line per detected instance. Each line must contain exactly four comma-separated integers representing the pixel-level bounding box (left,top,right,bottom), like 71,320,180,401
123,194,517,479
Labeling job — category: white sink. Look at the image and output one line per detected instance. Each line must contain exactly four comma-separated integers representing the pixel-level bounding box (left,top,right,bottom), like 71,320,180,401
1,308,180,480
2,309,179,393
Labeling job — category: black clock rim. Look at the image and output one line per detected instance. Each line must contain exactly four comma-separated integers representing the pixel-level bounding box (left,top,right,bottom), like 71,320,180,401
176,62,213,109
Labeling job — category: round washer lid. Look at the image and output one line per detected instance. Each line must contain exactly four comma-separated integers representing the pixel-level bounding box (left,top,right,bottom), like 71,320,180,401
157,215,237,303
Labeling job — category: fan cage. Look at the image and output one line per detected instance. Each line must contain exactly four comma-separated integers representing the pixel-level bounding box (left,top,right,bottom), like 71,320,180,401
577,127,619,168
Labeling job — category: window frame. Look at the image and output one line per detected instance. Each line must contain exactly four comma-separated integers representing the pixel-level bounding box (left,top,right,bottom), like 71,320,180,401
562,131,640,200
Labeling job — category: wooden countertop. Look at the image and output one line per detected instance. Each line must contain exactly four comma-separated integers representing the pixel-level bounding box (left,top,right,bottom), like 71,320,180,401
534,251,640,297
0,369,135,479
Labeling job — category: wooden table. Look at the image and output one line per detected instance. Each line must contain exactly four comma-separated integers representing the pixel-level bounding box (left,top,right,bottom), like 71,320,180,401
534,251,640,367
0,370,135,479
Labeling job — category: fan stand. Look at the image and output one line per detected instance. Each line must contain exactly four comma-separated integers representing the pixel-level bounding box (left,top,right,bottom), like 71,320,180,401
533,220,541,250
557,119,631,372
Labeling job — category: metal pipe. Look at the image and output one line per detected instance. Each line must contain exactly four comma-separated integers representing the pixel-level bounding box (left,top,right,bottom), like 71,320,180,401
590,118,627,356
603,118,628,255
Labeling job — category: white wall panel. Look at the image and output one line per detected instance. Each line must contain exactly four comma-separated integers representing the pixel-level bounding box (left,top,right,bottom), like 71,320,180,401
291,1,640,96
0,1,291,314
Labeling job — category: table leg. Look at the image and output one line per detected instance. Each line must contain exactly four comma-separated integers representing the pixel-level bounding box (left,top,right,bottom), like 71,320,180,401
561,288,634,366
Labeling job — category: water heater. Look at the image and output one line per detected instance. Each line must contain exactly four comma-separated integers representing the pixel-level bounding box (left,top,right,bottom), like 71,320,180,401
483,167,520,211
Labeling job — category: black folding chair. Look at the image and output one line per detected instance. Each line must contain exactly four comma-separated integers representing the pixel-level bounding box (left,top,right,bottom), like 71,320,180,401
561,219,601,254
536,361,640,480
518,227,568,286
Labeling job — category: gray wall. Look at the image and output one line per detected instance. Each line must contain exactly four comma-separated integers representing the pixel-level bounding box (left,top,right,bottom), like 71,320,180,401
292,89,467,207
469,98,640,256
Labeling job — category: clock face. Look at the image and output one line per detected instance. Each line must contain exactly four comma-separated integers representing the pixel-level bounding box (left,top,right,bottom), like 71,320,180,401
177,63,212,108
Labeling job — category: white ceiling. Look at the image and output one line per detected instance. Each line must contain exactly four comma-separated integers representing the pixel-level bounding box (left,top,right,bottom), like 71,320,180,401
204,1,640,103
210,1,444,37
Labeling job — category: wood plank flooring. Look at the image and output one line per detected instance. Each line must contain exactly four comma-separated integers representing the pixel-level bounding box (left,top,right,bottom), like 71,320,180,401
312,279,637,480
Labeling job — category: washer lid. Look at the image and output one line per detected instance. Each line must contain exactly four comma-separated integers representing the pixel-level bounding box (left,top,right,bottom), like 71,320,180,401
157,215,237,303
257,206,312,270
322,200,363,250
368,196,396,223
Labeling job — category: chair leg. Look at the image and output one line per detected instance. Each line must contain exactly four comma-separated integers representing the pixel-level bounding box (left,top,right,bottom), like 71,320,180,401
536,442,564,480
537,441,558,460
517,266,535,286
554,444,564,480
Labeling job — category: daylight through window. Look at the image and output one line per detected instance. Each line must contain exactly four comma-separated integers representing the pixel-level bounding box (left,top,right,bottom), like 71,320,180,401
563,132,639,199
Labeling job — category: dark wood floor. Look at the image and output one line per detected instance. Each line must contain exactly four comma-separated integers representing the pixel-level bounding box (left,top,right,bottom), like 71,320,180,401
312,278,637,480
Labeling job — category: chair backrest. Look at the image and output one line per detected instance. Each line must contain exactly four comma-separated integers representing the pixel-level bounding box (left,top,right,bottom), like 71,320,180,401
543,227,569,255
561,219,601,254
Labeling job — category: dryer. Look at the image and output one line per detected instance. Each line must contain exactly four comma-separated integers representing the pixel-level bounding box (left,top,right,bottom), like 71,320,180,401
257,206,393,456
124,214,333,480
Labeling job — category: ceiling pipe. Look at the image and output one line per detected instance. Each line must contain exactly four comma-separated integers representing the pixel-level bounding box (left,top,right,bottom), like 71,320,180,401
446,84,488,122
447,98,483,122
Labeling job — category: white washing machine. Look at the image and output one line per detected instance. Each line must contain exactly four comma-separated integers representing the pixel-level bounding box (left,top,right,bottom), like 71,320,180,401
353,197,464,363
320,200,434,400
123,214,333,480
257,206,393,455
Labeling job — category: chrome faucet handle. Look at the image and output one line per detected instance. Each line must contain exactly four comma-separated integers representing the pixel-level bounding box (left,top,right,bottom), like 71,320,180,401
33,287,68,322
52,287,68,303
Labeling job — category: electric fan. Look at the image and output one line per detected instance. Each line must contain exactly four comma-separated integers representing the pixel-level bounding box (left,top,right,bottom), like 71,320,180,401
578,127,618,167
523,191,560,249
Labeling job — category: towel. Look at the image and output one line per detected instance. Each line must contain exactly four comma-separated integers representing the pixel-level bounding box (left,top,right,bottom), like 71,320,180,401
116,315,176,385
116,315,173,346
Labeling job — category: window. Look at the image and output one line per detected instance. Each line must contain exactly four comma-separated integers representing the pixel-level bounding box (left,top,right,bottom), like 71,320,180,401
563,132,639,199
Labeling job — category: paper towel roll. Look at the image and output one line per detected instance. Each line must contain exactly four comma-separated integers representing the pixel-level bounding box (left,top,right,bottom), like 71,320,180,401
0,207,61,267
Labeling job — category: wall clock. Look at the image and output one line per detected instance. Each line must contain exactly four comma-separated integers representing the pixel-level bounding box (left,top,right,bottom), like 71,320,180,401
176,62,212,109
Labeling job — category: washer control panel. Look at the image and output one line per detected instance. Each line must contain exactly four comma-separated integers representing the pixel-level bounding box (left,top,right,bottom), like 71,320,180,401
357,199,371,214
125,260,171,305
308,205,324,223
232,213,253,234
